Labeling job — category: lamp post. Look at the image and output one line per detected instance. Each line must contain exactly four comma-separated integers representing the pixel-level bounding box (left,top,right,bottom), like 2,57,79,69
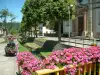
68,5,73,38
68,5,73,44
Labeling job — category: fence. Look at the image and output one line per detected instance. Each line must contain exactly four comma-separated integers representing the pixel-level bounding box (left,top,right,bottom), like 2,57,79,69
63,37,99,48
18,62,100,75
35,62,100,75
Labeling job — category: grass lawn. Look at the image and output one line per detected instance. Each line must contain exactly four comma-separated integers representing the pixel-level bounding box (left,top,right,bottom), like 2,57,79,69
18,41,29,52
35,38,47,42
18,38,54,57
40,52,51,56
34,47,53,57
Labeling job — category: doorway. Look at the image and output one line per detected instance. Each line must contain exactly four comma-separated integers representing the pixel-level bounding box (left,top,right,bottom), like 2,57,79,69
78,16,84,36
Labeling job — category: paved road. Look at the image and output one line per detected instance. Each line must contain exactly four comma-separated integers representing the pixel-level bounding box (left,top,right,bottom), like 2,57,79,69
0,43,17,75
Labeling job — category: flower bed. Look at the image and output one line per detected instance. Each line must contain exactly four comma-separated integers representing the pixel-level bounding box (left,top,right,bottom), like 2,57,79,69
17,46,100,75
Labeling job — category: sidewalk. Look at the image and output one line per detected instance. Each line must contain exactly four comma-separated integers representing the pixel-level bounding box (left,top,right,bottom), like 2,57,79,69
0,43,17,75
0,37,5,43
45,37,100,48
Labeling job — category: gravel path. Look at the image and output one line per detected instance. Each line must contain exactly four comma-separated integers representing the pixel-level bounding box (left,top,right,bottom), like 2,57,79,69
0,43,17,75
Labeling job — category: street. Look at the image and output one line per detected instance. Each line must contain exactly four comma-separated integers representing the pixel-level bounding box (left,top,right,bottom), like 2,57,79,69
0,38,17,75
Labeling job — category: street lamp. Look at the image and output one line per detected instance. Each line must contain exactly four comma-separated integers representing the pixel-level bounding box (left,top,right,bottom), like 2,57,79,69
68,5,73,38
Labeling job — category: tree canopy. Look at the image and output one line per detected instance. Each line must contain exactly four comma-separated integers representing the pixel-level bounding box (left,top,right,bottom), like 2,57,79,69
21,0,76,40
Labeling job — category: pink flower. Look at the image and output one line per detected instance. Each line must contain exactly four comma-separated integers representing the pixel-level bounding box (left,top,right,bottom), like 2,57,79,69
17,46,100,75
21,70,31,75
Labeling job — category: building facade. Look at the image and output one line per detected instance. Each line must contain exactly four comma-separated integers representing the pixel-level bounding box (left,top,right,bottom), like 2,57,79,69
71,0,100,38
92,0,100,37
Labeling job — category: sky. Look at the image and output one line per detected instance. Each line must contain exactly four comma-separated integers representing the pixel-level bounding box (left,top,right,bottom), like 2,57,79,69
0,0,25,22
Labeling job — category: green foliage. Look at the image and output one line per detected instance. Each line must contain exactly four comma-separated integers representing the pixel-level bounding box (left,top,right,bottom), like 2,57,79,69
21,0,76,26
42,0,76,21
21,0,48,37
10,28,17,36
0,8,16,35
20,34,28,44
7,22,20,34
16,72,22,75
0,9,9,18
43,0,76,41
21,0,76,40
18,41,28,52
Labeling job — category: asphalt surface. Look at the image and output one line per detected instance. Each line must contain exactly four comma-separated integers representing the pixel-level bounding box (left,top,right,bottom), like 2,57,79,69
0,41,17,75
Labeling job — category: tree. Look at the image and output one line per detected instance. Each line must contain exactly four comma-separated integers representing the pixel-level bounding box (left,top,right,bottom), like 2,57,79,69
43,0,76,42
10,14,16,22
0,8,15,35
21,0,76,41
21,0,46,38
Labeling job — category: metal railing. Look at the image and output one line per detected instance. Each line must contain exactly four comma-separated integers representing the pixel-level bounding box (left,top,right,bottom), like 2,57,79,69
65,37,98,48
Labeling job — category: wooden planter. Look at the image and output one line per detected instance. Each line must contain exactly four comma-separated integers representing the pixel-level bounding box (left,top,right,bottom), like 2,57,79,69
90,44,97,46
36,67,65,75
35,63,100,75
18,62,100,75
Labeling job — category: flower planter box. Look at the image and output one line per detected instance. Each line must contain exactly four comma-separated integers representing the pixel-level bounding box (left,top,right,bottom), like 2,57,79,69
90,44,97,46
5,50,17,56
17,46,100,75
5,42,17,56
33,63,100,75
35,67,65,75
17,62,100,75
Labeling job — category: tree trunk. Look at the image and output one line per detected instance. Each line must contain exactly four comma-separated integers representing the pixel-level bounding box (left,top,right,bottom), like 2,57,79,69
34,26,38,38
4,16,8,36
29,30,31,37
33,30,35,38
28,31,30,36
25,31,26,36
58,20,62,42
30,28,32,37
5,28,8,35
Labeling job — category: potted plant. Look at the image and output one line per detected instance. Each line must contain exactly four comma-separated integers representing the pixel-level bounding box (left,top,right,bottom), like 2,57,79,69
5,35,17,56
90,39,97,46
5,42,17,56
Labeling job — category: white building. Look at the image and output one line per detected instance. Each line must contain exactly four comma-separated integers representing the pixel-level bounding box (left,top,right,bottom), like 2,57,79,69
39,24,55,36
92,0,100,37
71,0,100,38
63,20,72,35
